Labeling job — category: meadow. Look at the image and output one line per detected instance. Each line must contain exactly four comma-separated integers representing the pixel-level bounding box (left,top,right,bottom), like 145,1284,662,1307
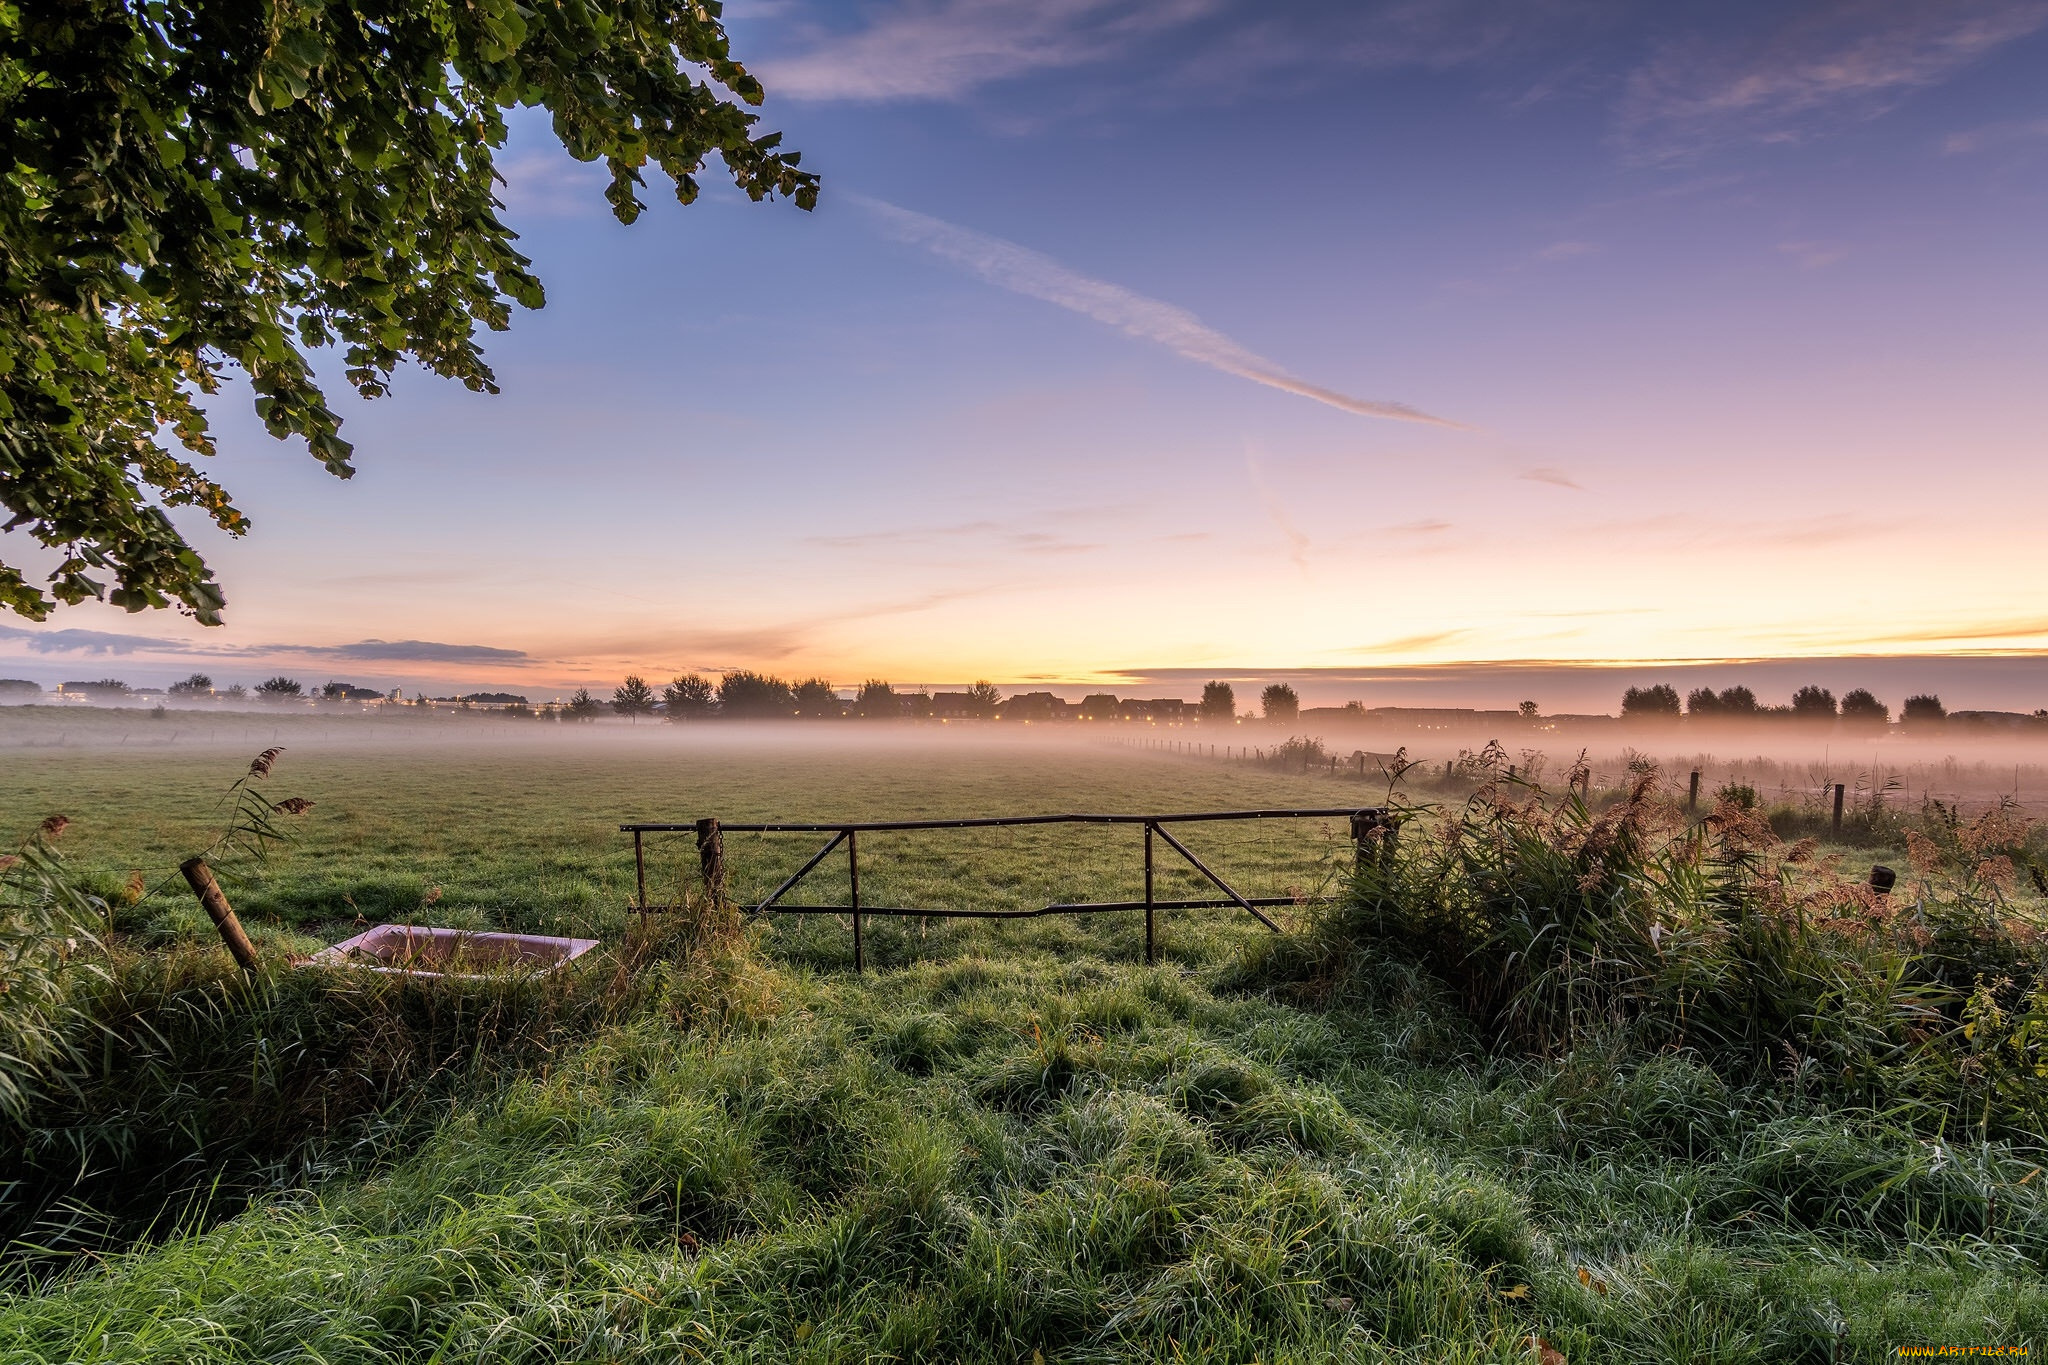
2,719,2045,1362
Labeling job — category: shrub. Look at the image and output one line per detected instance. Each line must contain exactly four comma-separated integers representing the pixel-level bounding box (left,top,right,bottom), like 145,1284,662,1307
254,676,302,700
1716,781,1760,811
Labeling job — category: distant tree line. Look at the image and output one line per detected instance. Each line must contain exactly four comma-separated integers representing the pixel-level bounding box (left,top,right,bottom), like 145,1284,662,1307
1622,683,1955,726
593,675,1327,724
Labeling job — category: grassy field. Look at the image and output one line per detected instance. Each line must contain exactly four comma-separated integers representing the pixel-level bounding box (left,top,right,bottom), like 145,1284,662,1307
1,725,2042,1361
0,725,1371,963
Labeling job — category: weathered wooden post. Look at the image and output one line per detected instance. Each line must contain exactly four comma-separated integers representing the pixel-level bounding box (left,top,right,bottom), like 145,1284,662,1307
180,856,258,973
633,828,647,917
1832,783,1845,839
1688,770,1701,814
1350,810,1395,871
695,817,725,906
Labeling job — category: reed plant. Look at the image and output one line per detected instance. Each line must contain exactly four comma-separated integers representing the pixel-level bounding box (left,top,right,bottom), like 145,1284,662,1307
1295,761,2048,1136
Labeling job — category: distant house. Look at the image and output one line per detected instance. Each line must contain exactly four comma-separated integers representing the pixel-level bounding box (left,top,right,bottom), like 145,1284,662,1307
1000,691,1074,722
58,680,132,701
1950,711,2044,731
1119,698,1190,722
1078,693,1120,721
931,692,975,719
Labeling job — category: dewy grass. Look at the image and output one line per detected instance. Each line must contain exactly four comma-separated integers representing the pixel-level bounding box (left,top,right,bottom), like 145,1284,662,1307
2,734,2045,1360
3,953,2043,1362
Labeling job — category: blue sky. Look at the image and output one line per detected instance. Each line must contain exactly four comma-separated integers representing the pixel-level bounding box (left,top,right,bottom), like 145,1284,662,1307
5,0,2047,709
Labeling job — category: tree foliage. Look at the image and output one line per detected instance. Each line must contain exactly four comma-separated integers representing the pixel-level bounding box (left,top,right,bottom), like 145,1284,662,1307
1259,682,1297,724
0,0,816,623
662,674,713,720
1619,684,1680,718
1199,680,1234,720
1903,693,1947,725
964,680,1002,719
611,674,655,719
717,670,792,718
253,675,301,698
1840,688,1888,725
1790,685,1836,718
855,679,897,719
791,677,839,718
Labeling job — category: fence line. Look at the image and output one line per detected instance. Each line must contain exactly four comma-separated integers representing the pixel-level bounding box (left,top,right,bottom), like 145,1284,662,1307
622,807,1393,971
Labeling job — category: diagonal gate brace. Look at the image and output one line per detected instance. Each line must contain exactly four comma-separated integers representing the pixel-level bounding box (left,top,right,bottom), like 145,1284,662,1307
754,829,848,915
1151,823,1283,932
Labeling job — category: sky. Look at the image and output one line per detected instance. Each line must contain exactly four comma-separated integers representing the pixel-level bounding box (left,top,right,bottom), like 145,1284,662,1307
4,0,2048,710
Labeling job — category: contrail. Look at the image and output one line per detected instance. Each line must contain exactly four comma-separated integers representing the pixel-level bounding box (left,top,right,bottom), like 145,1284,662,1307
855,196,1459,428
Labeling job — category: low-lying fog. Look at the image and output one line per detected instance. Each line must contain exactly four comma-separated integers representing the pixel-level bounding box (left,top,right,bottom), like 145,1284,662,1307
6,702,2046,818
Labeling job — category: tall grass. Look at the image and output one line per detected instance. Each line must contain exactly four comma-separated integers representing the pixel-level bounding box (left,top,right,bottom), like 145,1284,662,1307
1,885,757,1270
1290,761,2048,1136
0,818,106,1123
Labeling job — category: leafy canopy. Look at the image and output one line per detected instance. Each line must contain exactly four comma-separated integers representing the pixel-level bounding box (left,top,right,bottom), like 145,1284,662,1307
0,0,815,623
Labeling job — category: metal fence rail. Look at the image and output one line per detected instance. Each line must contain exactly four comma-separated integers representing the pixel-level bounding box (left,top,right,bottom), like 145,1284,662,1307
621,807,1394,971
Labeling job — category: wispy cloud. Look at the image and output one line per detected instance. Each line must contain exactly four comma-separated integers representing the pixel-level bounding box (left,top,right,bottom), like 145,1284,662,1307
803,519,1102,556
1943,115,2048,154
1519,467,1583,489
0,625,529,665
280,640,530,663
1777,240,1848,268
565,587,1003,670
756,0,1218,102
0,626,178,656
1244,451,1312,573
1617,0,2048,160
859,196,1457,426
494,150,609,217
1852,617,2048,645
1350,628,1474,655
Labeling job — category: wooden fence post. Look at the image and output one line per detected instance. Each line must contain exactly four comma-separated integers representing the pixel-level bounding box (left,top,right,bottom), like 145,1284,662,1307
1832,783,1845,839
1688,770,1701,814
695,817,725,906
1350,810,1396,871
180,856,258,973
